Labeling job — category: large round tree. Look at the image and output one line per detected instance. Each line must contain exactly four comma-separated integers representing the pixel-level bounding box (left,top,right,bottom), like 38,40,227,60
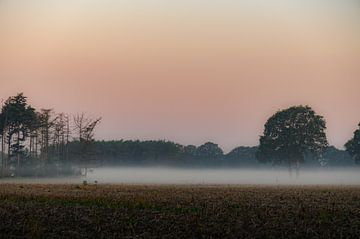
256,105,328,173
345,123,360,164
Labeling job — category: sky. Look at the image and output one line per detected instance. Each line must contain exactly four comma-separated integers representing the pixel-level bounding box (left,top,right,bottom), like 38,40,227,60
0,0,359,152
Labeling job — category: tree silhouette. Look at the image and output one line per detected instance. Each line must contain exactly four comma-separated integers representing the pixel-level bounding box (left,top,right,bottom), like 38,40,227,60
196,142,223,160
345,123,360,164
0,93,36,175
73,113,101,176
256,105,328,175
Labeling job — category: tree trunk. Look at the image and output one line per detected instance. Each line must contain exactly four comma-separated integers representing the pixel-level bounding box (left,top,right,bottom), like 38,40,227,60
65,118,69,162
29,134,32,158
17,131,20,175
1,133,4,177
7,131,11,175
45,127,49,161
35,134,38,158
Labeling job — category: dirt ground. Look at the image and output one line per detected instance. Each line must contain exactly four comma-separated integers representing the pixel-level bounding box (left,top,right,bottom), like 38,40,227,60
0,184,359,238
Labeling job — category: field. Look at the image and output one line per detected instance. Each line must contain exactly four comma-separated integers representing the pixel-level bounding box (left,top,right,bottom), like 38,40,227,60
0,184,360,238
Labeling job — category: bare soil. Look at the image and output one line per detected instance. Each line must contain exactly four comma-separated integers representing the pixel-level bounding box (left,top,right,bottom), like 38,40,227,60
0,184,359,238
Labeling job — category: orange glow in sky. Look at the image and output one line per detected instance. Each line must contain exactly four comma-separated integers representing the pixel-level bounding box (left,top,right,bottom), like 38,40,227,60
0,1,359,151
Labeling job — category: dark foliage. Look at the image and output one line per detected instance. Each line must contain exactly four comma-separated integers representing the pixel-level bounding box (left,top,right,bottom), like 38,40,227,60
323,146,354,167
257,105,328,166
58,140,353,168
345,123,360,164
226,146,258,166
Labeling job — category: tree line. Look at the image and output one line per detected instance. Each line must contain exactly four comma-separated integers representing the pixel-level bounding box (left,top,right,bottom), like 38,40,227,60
0,94,359,177
62,141,256,167
55,105,359,169
59,140,354,168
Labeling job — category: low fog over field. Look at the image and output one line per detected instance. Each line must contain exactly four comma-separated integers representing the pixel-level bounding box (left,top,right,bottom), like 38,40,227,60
86,168,360,185
1,167,360,185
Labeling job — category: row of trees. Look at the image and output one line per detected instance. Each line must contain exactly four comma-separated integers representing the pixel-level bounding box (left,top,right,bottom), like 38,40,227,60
58,139,353,168
0,93,101,177
63,141,235,166
60,104,358,170
0,94,359,177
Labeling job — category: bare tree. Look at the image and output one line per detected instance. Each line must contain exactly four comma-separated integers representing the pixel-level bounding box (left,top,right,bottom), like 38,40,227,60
73,113,101,176
65,115,70,162
52,113,72,163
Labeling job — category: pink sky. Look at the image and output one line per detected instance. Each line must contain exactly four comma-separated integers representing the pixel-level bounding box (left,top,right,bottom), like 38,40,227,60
0,1,359,151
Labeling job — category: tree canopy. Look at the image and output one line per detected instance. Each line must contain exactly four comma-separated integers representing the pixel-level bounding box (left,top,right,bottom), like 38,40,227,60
0,94,36,161
195,142,223,160
345,123,360,164
256,105,328,166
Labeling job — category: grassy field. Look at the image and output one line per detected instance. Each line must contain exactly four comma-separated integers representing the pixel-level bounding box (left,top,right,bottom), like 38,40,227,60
0,184,360,238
